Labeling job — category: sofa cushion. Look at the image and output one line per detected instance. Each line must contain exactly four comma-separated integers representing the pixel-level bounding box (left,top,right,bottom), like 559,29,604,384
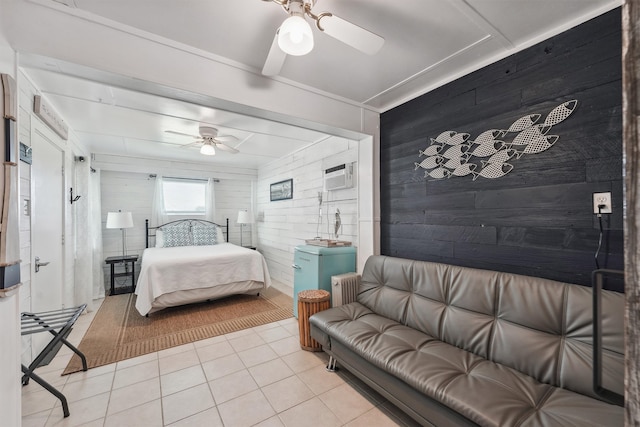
310,302,623,427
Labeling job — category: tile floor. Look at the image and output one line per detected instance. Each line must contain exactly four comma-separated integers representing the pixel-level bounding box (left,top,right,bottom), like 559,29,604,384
20,297,421,427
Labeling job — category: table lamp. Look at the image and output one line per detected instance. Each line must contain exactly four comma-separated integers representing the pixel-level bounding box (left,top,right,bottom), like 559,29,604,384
106,211,134,258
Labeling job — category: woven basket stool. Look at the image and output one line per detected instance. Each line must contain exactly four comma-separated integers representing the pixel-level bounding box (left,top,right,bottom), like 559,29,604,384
297,289,331,351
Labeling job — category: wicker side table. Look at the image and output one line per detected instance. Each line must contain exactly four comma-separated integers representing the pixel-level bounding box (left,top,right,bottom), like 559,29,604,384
298,289,331,351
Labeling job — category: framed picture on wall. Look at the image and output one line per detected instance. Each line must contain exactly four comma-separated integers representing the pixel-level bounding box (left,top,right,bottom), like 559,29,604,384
270,179,293,201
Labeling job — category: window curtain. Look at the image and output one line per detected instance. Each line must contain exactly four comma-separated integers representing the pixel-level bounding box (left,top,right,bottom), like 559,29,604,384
89,168,105,302
151,175,168,226
74,162,104,311
205,178,216,222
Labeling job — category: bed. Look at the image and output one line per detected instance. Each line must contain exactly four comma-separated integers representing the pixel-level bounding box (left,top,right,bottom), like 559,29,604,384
134,218,271,316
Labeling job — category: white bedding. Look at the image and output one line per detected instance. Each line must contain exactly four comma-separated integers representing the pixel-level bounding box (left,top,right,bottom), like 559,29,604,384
135,243,271,315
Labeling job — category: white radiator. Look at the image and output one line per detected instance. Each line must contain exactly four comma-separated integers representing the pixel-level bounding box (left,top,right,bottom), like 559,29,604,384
331,272,361,306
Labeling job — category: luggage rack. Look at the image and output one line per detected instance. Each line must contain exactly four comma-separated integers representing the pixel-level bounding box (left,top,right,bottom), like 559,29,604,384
21,304,88,418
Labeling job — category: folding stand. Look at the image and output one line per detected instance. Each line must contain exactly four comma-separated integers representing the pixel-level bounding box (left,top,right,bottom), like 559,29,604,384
20,304,88,418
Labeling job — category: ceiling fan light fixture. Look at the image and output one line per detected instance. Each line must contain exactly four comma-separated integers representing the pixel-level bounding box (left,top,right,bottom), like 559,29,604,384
200,142,216,156
278,15,313,56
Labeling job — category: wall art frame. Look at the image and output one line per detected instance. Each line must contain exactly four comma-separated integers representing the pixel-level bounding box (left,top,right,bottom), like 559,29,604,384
270,178,293,201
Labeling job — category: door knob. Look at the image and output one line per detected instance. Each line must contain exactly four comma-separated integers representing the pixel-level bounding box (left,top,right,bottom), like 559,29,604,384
292,264,301,269
34,256,50,273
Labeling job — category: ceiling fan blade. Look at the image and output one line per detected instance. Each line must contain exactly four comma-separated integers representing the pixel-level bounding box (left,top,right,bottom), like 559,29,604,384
262,29,287,76
317,14,384,55
215,142,239,154
165,130,200,139
213,135,239,143
179,140,203,149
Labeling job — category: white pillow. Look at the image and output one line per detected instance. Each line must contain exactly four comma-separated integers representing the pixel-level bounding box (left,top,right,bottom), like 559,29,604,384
155,229,164,247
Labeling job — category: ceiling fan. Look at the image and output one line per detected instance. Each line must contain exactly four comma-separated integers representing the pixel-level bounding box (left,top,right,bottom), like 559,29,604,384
261,0,385,76
165,125,240,156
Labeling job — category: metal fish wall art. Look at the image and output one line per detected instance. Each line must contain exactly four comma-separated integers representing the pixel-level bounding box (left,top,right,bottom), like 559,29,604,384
415,155,442,170
414,99,578,181
472,162,514,181
543,100,578,126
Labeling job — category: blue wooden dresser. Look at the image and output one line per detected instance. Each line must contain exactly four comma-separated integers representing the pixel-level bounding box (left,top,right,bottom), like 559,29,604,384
292,245,356,317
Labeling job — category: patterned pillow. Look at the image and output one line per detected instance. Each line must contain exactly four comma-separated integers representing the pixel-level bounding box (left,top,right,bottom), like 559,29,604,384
192,224,219,246
161,224,191,247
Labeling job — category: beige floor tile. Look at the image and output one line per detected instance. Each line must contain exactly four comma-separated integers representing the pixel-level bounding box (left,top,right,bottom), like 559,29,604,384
21,371,68,396
107,377,161,416
116,352,158,370
104,399,163,427
22,388,58,417
21,408,51,427
193,334,227,348
166,407,223,427
162,383,215,425
237,343,279,368
278,397,342,427
378,402,422,427
268,336,301,357
281,350,325,373
32,353,73,376
201,353,246,382
298,364,346,395
252,321,281,332
161,365,206,397
195,340,235,364
65,363,116,385
248,358,295,387
112,359,159,390
209,369,258,404
256,326,292,343
158,343,196,359
261,375,314,412
60,371,114,403
45,392,109,427
217,389,276,427
281,323,300,337
254,415,285,427
228,332,267,352
345,406,403,427
319,383,375,424
158,349,200,375
224,327,255,340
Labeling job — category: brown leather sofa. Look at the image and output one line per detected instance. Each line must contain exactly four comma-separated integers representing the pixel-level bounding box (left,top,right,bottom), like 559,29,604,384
309,255,624,426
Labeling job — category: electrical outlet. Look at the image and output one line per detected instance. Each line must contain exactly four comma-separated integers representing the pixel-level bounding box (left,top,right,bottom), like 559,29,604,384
593,192,612,214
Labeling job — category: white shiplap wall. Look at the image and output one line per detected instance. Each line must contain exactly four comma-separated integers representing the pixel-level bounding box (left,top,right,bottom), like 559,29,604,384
98,159,254,292
256,136,358,291
17,70,91,364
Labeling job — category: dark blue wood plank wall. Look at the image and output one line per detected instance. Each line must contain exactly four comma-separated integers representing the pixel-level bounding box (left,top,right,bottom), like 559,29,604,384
380,9,623,291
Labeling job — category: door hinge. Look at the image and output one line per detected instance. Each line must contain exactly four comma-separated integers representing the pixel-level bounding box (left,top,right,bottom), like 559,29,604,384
61,166,65,177
62,233,65,245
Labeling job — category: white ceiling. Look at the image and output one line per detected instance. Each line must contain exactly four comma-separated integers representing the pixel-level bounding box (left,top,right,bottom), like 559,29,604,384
17,0,620,168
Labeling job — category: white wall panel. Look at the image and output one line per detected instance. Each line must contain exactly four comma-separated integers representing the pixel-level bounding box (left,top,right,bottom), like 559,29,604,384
256,136,358,291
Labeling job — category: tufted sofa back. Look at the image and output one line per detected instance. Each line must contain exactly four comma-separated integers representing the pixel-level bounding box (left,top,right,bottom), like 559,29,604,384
357,255,624,400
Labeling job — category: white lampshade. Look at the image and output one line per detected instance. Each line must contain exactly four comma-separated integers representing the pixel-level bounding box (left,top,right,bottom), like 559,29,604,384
237,210,253,224
106,211,134,229
278,15,314,56
200,143,216,156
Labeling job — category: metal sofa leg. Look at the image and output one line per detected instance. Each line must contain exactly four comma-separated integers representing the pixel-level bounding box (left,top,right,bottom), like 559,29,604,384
326,356,337,372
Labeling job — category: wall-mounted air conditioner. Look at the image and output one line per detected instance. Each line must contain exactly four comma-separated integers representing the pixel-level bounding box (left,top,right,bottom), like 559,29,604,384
324,163,354,191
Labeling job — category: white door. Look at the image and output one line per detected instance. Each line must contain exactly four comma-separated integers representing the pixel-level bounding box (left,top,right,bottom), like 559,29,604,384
31,125,64,315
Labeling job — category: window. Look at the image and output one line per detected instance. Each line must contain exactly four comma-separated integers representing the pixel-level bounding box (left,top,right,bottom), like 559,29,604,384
162,179,206,215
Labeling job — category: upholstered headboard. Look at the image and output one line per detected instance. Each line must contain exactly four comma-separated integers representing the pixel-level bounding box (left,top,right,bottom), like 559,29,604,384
145,218,229,248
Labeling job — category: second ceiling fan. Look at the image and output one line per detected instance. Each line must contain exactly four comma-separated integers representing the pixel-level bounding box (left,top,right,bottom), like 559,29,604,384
165,125,240,156
261,0,385,76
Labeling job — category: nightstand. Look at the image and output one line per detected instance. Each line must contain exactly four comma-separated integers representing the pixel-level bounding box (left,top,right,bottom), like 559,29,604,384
105,255,138,295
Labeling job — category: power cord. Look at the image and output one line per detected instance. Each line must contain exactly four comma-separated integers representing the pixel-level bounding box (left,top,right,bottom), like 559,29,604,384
594,204,605,269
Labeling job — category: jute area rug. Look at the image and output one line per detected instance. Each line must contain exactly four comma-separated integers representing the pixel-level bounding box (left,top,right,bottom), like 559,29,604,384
63,287,293,375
